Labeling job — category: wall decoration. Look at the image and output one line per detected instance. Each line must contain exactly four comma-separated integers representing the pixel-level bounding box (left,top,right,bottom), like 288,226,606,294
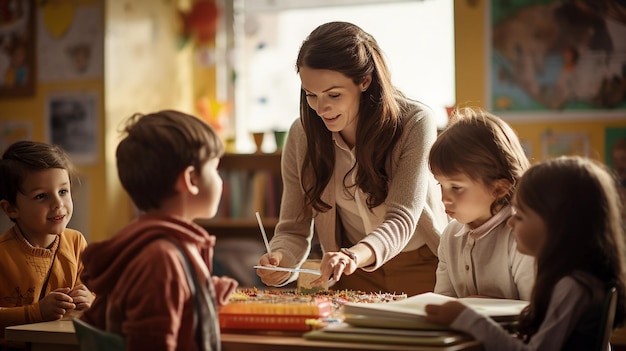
179,0,220,46
45,91,98,164
0,0,35,98
540,130,590,160
0,120,33,152
37,2,103,81
488,0,626,117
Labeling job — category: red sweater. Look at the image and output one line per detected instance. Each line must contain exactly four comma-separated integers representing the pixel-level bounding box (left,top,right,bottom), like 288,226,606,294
81,214,223,351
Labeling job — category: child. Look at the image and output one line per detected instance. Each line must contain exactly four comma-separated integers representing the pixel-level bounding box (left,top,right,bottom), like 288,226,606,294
425,156,626,350
80,110,238,351
0,141,94,340
428,107,534,300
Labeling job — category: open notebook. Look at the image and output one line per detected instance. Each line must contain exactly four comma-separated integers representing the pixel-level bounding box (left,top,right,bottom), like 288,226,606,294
342,292,529,329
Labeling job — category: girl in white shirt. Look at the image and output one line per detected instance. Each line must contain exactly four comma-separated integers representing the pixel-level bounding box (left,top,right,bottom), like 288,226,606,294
425,156,626,350
429,107,535,300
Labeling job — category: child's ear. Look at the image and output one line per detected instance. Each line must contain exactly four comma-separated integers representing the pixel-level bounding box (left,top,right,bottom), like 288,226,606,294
177,165,200,195
492,179,513,199
0,199,18,220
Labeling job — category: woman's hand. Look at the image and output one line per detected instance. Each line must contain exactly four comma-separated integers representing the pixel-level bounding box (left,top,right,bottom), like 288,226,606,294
68,284,94,311
310,250,357,287
39,287,74,321
424,301,467,325
256,251,290,286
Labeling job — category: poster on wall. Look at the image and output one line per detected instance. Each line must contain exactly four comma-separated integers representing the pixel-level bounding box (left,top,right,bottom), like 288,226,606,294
37,2,103,81
487,0,626,118
0,120,33,152
540,130,590,160
0,0,35,98
45,91,98,164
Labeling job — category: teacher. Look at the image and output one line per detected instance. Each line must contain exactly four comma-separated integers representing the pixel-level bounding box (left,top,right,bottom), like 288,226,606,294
256,21,448,296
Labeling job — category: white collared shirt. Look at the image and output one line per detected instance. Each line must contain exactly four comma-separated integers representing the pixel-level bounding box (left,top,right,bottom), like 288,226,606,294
435,205,535,299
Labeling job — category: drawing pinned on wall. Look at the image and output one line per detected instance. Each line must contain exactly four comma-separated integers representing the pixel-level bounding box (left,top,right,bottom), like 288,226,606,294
45,91,98,165
37,2,103,81
0,120,33,153
0,0,35,98
488,0,626,118
540,130,590,161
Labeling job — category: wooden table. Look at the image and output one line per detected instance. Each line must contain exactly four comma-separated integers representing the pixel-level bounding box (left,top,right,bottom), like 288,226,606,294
5,320,483,351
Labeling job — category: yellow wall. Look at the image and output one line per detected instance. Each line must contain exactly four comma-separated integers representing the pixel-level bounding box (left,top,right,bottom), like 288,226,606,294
453,1,626,164
2,1,624,241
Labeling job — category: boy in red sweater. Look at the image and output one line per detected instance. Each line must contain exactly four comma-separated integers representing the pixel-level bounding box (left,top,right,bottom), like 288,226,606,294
80,110,238,351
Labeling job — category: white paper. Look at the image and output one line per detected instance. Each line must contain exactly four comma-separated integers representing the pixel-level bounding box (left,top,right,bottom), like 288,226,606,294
253,265,321,275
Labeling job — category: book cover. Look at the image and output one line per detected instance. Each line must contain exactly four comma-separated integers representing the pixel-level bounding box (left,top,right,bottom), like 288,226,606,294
304,322,471,346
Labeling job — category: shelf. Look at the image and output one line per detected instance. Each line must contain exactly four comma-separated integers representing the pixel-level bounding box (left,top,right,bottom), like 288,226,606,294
219,153,281,173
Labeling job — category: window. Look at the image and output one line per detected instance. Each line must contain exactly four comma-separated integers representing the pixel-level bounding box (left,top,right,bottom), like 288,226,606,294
222,0,455,152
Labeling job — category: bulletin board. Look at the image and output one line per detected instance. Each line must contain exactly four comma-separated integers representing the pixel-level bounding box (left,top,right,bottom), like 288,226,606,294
487,0,626,119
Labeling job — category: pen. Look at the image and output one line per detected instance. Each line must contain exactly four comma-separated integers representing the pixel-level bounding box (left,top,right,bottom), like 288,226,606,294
255,211,272,255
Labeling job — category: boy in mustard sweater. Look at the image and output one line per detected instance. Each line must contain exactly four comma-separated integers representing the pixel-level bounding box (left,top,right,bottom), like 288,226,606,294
0,141,94,344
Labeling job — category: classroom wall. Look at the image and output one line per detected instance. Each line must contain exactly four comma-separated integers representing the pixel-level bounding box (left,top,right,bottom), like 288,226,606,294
1,1,624,241
0,0,105,240
453,1,626,165
0,0,199,242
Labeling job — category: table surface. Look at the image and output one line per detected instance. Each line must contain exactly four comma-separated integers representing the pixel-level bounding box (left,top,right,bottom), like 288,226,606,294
5,320,483,351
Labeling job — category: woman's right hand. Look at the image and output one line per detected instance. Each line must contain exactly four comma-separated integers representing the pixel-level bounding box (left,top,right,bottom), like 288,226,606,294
256,251,290,286
39,287,75,321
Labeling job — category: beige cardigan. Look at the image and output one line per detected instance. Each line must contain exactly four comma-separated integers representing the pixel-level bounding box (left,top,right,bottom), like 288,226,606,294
269,100,449,285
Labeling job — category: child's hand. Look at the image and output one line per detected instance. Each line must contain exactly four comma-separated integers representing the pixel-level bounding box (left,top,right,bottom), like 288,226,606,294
39,287,74,321
68,284,94,311
424,301,467,325
211,276,239,306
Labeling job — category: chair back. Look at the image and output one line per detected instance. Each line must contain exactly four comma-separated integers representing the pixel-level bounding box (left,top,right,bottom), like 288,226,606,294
72,318,125,351
594,287,617,351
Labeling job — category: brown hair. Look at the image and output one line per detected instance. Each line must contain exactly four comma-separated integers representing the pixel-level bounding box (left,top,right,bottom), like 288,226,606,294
429,107,529,214
116,110,224,211
0,140,76,221
295,21,408,212
515,156,626,339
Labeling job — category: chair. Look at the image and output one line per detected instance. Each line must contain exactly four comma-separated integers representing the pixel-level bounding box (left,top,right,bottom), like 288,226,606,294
593,287,618,351
72,318,125,351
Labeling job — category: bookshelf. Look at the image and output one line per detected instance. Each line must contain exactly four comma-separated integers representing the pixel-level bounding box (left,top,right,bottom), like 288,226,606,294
195,153,282,239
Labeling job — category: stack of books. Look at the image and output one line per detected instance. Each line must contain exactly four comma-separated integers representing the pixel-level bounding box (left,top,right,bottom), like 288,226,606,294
304,292,528,346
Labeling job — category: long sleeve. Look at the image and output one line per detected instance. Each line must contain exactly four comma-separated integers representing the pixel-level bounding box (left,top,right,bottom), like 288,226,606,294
267,119,318,286
451,275,605,351
0,228,86,337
